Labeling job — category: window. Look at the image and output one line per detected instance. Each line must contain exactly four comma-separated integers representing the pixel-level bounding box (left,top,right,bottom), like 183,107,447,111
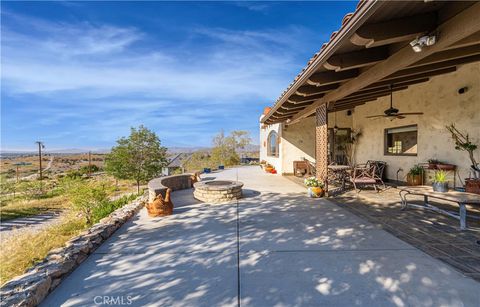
267,131,279,157
384,125,417,156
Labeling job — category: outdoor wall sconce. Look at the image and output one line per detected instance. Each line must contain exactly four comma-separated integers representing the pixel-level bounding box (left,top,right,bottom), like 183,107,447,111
410,35,436,53
458,86,469,94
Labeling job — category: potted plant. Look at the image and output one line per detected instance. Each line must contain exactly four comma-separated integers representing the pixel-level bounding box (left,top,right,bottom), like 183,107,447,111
427,159,440,169
407,165,423,186
264,164,274,173
446,124,480,194
432,170,448,192
304,177,325,198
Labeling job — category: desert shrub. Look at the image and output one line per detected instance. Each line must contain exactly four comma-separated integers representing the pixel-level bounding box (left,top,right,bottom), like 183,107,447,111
65,169,83,179
64,179,110,225
91,193,138,224
16,180,44,199
79,164,101,175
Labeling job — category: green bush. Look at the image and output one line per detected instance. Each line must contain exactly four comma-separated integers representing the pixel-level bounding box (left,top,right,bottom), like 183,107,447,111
63,179,110,225
79,165,101,175
91,193,138,224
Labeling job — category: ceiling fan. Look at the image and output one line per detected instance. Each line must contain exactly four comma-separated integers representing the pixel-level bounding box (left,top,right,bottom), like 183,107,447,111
366,85,423,120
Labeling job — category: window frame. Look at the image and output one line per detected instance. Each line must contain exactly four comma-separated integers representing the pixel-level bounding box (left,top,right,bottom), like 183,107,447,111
384,124,418,156
267,131,279,157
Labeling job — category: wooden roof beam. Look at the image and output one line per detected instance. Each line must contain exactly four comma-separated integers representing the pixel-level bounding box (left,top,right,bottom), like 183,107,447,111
324,46,389,71
288,3,480,125
447,31,480,49
281,103,311,111
413,44,480,66
295,83,339,97
350,12,437,48
389,55,478,79
287,93,324,104
306,69,359,86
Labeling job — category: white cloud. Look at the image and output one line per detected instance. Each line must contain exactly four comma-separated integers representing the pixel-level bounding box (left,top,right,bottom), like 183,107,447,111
1,11,317,147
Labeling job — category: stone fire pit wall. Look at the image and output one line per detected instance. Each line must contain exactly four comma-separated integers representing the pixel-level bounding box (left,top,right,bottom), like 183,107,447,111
193,181,243,203
148,173,196,203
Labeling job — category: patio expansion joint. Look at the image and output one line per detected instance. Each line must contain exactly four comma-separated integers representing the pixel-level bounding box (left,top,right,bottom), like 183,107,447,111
238,247,417,254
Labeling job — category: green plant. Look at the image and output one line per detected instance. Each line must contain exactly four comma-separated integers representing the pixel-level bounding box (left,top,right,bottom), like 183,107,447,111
91,193,138,224
105,125,167,194
446,124,478,168
64,179,110,225
434,170,448,183
408,165,423,176
304,177,325,188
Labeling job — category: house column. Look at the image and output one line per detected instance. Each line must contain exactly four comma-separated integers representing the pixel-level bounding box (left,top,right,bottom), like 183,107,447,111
315,104,328,192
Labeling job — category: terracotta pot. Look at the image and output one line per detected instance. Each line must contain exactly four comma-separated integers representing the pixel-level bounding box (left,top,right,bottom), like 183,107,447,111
407,174,422,186
265,167,273,173
465,178,480,195
436,163,455,170
308,187,324,198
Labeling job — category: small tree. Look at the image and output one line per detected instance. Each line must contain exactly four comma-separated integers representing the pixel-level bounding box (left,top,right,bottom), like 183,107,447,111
64,179,109,225
230,130,252,153
105,125,167,193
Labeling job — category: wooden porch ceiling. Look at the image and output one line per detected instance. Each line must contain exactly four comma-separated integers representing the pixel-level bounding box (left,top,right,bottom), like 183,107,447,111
263,1,480,125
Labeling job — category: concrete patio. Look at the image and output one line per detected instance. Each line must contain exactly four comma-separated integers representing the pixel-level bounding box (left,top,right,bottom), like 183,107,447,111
42,166,479,306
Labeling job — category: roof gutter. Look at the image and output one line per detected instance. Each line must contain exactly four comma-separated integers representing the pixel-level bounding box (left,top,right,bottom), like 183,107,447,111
261,0,384,124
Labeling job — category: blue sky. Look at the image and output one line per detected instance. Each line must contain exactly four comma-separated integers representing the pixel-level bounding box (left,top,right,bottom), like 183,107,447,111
1,1,356,151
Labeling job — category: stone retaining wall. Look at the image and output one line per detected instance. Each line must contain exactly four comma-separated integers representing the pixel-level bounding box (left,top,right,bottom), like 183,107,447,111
148,173,195,202
0,196,147,307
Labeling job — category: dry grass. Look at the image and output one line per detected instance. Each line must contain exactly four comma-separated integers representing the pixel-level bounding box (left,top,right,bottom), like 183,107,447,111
0,196,67,221
0,213,86,285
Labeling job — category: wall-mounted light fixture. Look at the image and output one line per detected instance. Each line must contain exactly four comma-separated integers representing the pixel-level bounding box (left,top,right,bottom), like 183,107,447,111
410,35,436,53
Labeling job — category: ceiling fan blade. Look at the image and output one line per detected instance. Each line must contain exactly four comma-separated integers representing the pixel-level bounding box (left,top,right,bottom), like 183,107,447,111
395,112,423,116
366,114,386,118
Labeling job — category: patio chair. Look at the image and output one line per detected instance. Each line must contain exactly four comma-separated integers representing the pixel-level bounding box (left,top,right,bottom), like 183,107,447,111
366,160,387,188
350,163,378,192
304,158,316,177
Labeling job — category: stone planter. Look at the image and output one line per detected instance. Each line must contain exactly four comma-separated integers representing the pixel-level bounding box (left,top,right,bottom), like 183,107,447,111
432,182,448,192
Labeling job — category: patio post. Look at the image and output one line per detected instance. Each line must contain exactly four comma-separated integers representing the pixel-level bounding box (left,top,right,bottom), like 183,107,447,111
315,104,329,194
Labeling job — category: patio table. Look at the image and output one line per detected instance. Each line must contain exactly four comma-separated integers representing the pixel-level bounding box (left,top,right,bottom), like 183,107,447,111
399,186,480,230
328,165,351,190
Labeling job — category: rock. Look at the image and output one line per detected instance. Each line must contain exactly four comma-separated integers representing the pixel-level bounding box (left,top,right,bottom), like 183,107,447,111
26,276,51,306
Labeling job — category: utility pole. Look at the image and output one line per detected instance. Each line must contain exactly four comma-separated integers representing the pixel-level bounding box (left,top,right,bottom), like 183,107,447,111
35,141,45,181
88,151,92,177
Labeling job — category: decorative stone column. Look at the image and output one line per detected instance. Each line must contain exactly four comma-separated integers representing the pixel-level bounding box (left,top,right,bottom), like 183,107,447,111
315,104,328,193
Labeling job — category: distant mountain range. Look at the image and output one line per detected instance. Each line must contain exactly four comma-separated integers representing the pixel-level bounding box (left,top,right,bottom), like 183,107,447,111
1,144,259,157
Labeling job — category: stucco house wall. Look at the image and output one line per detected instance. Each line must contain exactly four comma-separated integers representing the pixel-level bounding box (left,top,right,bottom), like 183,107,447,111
259,111,352,175
352,62,480,184
260,62,479,184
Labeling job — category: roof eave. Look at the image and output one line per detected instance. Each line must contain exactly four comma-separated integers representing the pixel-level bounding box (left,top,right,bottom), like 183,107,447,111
261,0,384,124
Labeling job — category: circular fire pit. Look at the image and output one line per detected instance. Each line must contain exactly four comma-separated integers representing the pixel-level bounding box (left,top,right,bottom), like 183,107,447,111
193,180,243,203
